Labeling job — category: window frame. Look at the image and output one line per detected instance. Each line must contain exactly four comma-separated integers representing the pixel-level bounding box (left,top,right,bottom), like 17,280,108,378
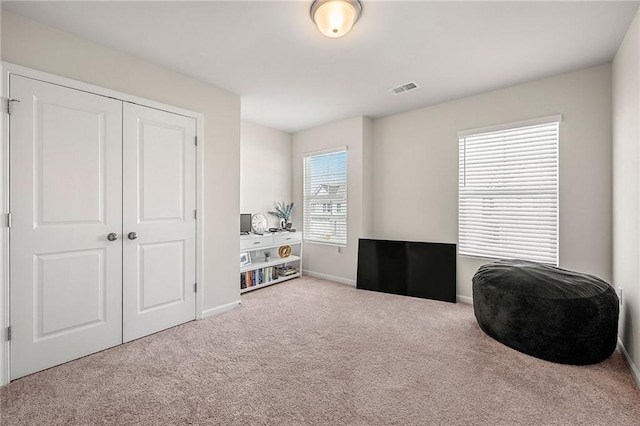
302,147,348,247
458,115,562,266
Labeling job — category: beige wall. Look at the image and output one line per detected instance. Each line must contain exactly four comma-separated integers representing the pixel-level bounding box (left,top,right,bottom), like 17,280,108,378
240,121,292,229
372,65,613,302
613,9,640,383
362,117,374,238
0,6,5,387
1,11,241,313
292,116,371,284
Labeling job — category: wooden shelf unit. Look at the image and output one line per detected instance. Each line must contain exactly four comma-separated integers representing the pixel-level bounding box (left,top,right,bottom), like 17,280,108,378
240,232,302,293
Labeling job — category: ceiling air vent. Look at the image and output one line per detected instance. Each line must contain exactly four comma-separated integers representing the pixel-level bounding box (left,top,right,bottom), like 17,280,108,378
389,81,421,95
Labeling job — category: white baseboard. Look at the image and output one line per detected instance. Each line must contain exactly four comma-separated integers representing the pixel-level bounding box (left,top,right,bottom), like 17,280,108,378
303,270,474,304
201,300,241,319
302,270,356,286
457,294,473,304
618,338,640,389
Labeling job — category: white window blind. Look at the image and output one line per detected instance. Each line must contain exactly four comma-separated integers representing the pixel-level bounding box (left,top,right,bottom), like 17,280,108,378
458,116,560,265
303,148,347,246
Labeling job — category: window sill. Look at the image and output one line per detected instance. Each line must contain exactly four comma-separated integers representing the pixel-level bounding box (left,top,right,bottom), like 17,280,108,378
459,252,558,267
303,239,347,248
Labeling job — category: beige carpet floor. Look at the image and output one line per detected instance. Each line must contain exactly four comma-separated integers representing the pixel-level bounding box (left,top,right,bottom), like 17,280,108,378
1,276,639,425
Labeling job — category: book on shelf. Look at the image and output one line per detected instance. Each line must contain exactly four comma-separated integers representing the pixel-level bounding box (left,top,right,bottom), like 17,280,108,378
275,266,298,277
241,266,284,289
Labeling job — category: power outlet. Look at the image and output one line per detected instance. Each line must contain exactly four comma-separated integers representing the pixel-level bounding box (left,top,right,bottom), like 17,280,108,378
618,287,623,306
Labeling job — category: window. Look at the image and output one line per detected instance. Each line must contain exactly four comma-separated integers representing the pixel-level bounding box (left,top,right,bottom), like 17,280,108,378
303,148,347,246
458,116,560,265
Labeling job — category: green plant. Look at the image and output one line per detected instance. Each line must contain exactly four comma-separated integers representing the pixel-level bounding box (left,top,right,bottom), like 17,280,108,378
264,250,271,258
268,202,294,222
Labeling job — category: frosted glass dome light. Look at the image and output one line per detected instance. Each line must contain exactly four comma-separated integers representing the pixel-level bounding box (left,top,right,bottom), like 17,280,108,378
310,0,362,38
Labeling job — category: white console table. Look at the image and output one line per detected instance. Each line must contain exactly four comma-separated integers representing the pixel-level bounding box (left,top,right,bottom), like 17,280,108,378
240,232,302,293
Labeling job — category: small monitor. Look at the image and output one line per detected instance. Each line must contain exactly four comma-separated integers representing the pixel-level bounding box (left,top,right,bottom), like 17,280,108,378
240,214,252,234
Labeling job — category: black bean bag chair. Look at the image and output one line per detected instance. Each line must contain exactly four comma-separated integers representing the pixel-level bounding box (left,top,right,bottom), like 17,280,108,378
472,259,619,365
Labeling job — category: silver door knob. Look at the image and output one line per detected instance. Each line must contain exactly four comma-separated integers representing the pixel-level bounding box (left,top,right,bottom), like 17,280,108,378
128,232,138,240
107,233,118,241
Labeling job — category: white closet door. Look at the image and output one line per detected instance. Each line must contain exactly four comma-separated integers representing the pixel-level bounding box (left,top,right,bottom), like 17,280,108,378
9,75,123,379
122,103,197,342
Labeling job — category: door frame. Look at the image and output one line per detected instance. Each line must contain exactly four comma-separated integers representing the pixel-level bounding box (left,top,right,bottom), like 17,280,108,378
0,62,205,386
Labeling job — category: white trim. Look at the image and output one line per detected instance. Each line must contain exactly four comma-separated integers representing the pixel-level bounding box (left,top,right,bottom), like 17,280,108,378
0,62,205,385
457,294,473,304
303,269,356,286
302,145,348,158
457,114,563,138
195,116,204,319
2,63,198,118
458,119,559,266
303,239,347,248
618,338,640,389
305,271,471,304
201,300,241,319
0,63,8,387
302,148,348,246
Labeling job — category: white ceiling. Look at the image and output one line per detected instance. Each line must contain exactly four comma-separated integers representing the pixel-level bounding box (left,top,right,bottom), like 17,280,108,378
3,1,638,133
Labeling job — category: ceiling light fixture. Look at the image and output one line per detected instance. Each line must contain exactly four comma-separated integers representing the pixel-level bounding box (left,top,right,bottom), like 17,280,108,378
310,0,362,38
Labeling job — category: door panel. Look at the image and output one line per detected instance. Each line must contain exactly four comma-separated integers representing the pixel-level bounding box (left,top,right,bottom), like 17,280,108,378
139,241,185,312
10,75,123,379
38,103,105,225
123,103,196,342
36,249,106,337
139,121,186,221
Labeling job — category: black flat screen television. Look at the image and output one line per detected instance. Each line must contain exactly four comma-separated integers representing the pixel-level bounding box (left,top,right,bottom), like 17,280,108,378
356,238,456,303
240,214,252,234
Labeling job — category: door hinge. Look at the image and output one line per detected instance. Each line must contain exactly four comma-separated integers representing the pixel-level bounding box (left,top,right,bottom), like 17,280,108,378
7,98,20,115
194,210,197,220
6,327,11,341
194,283,198,293
195,136,198,146
6,213,11,228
